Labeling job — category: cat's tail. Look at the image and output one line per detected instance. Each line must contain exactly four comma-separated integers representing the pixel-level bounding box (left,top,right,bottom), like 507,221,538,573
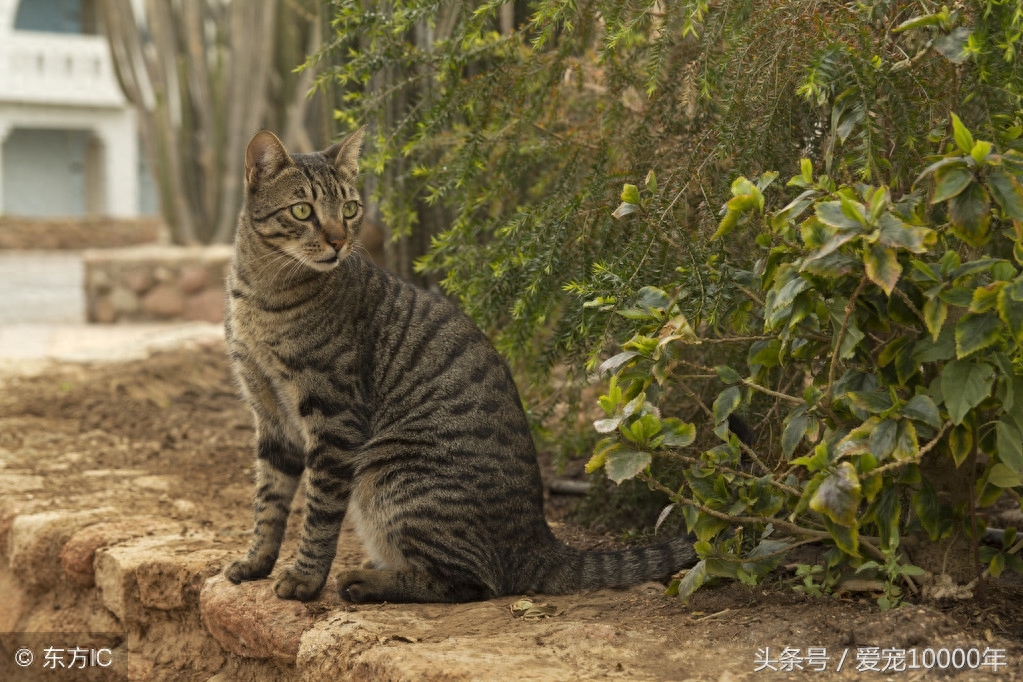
537,536,698,593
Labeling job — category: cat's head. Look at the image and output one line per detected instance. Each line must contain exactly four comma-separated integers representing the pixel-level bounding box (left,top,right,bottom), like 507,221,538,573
242,128,366,271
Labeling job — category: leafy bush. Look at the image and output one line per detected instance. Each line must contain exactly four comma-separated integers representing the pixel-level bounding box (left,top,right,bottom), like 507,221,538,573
321,0,1023,603
589,114,1023,605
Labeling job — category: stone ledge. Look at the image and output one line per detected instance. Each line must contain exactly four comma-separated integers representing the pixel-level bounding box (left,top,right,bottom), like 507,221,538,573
84,245,232,324
0,216,166,250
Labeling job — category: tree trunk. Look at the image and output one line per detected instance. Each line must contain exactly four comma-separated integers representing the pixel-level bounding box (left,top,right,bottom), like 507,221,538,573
101,0,324,245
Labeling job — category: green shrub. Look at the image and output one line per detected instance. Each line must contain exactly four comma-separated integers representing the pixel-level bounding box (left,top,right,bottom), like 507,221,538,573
590,116,1023,605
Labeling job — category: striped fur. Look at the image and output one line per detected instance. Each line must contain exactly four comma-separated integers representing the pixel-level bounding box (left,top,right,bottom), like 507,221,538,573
224,129,699,603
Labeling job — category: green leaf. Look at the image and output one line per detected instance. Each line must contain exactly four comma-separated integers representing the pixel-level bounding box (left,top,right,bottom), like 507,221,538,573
816,201,864,231
892,420,919,461
948,181,991,247
914,324,956,362
913,479,943,541
713,386,742,426
949,423,973,467
923,297,948,342
971,140,993,166
823,516,860,557
931,166,974,203
951,113,975,152
675,559,708,603
660,418,697,448
844,390,894,414
969,282,1004,314
715,365,741,384
800,158,813,184
782,406,810,458
996,418,1023,473
941,360,995,425
711,208,741,240
988,463,1023,488
987,168,1023,221
875,485,902,551
954,312,1003,358
636,286,671,310
644,170,657,196
877,213,931,253
621,183,641,205
997,277,1023,343
810,462,862,527
864,243,902,296
894,13,942,32
869,419,898,459
585,438,616,473
604,447,652,484
902,395,942,429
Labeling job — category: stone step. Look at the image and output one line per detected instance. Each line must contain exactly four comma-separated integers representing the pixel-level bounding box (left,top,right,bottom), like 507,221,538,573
2,502,681,681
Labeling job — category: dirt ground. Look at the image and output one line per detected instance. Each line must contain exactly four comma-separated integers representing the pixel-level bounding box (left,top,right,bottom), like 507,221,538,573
2,343,1022,680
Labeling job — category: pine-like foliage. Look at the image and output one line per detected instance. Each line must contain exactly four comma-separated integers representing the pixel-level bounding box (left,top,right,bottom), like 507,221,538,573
319,0,1022,375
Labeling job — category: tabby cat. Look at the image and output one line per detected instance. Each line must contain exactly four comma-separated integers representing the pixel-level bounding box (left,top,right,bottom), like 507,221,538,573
224,128,699,603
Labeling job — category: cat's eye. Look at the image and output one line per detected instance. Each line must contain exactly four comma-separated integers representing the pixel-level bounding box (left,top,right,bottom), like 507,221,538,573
342,201,359,219
291,203,313,220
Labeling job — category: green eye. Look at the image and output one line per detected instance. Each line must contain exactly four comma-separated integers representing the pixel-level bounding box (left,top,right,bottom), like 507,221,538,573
342,201,359,219
291,203,312,220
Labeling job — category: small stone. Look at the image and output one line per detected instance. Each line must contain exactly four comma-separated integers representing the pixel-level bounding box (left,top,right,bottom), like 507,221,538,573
109,286,140,315
154,266,174,283
89,268,111,293
184,289,225,323
123,268,154,293
92,295,117,323
142,285,185,319
179,265,209,294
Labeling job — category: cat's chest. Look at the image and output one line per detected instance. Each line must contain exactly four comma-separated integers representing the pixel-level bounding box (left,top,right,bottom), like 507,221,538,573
228,303,311,415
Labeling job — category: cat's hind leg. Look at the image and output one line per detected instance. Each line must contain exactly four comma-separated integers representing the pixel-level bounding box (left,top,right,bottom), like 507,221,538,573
337,568,492,604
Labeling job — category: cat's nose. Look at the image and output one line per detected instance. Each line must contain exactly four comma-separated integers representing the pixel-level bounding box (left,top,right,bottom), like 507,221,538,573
325,229,347,252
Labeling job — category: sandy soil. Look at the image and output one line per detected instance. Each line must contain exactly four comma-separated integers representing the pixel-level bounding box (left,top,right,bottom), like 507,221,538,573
1,344,1022,680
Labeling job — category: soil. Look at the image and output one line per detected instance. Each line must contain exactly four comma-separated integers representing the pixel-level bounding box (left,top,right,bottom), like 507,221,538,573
1,343,1022,680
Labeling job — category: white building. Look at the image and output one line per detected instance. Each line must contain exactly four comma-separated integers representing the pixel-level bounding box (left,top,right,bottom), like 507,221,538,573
0,0,154,217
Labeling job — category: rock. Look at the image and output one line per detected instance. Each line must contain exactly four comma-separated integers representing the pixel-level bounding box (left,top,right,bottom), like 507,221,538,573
7,508,116,590
109,286,140,315
124,268,155,294
179,265,209,294
142,285,185,318
0,564,28,631
185,289,225,323
92,295,118,323
95,533,225,622
60,518,179,588
201,574,328,664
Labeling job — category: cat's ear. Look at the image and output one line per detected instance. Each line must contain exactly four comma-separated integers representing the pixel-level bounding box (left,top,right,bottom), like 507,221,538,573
323,126,366,174
245,130,292,187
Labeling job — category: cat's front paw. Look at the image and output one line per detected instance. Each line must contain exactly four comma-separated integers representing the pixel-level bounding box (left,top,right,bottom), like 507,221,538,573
273,566,326,601
225,556,274,584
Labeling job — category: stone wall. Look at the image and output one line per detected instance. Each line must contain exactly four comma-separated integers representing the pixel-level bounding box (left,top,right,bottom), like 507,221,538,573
84,245,232,324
